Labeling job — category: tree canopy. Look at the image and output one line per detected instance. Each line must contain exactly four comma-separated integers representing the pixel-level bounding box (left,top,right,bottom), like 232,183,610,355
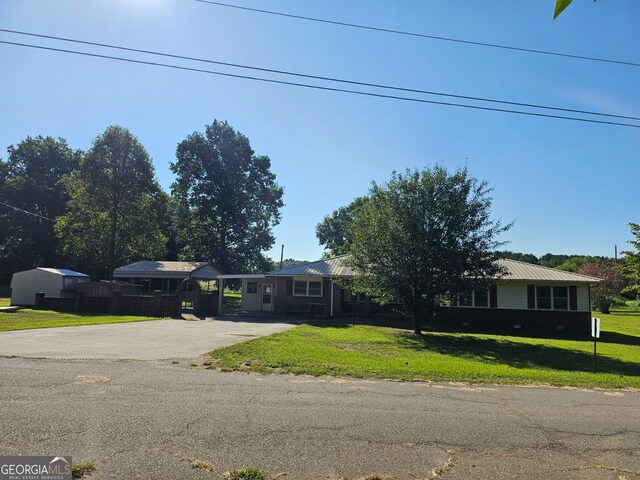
0,136,79,283
55,126,167,278
316,196,368,257
622,222,640,297
579,262,626,313
346,166,510,334
171,120,284,273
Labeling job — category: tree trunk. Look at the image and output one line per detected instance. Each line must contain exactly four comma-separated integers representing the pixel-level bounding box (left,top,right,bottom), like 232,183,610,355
601,302,610,314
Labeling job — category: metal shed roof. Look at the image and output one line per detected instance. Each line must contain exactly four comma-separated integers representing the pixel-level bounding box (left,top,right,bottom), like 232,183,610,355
496,259,601,283
267,256,354,277
113,261,223,280
37,268,89,277
264,256,601,283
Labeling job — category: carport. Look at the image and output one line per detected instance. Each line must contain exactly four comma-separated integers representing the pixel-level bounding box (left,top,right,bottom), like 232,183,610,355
216,274,269,315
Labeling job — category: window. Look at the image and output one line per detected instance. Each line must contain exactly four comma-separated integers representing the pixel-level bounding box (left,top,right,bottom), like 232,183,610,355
294,280,307,296
536,285,567,310
553,286,568,310
456,289,489,308
474,289,489,308
308,281,322,296
246,282,258,294
536,286,552,309
293,279,323,297
458,289,473,307
347,292,367,302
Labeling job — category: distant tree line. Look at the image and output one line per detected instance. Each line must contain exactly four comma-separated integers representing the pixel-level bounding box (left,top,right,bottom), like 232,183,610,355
0,120,284,283
495,251,618,272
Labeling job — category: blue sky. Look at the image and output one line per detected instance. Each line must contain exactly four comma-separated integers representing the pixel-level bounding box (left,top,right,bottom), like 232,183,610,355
1,0,639,262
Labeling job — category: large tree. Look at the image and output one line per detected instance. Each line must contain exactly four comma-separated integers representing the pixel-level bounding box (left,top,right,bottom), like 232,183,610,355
622,222,640,298
346,166,511,334
55,126,167,278
579,262,625,314
171,120,284,273
0,136,79,283
316,196,368,256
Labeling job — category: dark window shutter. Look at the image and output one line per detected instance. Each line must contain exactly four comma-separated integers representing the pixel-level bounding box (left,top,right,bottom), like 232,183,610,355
323,279,330,298
490,285,498,308
527,285,535,309
569,286,577,311
286,278,293,296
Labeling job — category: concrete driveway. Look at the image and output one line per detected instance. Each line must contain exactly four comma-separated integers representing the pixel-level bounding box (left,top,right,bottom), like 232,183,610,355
0,317,296,360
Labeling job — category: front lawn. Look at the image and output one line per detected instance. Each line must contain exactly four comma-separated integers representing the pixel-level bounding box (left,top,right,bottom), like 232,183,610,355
0,298,10,307
0,309,162,332
208,306,640,389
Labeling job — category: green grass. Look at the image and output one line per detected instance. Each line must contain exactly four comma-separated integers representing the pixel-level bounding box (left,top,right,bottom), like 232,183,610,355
208,304,640,389
0,298,9,307
223,291,242,309
0,309,163,332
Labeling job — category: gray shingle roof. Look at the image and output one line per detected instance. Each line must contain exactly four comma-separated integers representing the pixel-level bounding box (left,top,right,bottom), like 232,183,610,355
267,255,354,277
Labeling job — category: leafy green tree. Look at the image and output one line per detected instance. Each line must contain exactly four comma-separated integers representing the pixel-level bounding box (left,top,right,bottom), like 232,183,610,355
496,251,539,265
316,196,368,256
622,223,640,298
171,120,284,273
579,262,625,313
55,126,167,278
0,136,79,283
554,0,574,18
347,166,511,334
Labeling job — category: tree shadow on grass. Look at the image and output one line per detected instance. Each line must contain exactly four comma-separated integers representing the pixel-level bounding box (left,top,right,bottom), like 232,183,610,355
395,332,640,377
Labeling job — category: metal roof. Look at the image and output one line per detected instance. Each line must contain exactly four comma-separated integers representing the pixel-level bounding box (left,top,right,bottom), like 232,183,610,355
265,256,601,283
267,256,354,277
37,268,89,277
113,261,222,280
496,259,601,283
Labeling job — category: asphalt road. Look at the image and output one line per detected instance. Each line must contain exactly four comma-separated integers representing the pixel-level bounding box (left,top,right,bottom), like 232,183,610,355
1,357,638,479
0,317,296,360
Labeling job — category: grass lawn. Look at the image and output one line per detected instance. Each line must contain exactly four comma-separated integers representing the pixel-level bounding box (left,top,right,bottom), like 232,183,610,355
208,303,640,389
0,309,162,332
223,291,242,309
0,298,9,307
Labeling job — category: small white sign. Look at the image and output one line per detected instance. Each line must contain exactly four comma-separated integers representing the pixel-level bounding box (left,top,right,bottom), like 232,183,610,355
591,317,600,338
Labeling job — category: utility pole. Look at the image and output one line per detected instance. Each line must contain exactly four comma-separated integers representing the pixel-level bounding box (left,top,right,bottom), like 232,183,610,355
280,244,285,269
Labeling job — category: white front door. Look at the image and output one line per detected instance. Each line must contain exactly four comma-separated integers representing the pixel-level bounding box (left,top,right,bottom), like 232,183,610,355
261,284,273,312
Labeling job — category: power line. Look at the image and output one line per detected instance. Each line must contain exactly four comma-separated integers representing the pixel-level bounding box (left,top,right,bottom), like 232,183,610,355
194,0,640,69
0,200,56,222
1,39,639,129
1,28,638,122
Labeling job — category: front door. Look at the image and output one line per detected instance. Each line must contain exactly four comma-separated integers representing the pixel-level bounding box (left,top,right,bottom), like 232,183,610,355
261,284,273,312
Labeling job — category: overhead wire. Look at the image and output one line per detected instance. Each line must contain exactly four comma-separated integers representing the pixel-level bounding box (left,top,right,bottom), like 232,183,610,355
0,28,638,122
0,39,638,128
194,0,640,69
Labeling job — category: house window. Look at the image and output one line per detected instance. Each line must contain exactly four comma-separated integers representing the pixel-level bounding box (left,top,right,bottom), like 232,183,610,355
553,286,568,310
293,279,323,297
536,286,567,310
346,292,367,302
456,289,489,308
474,289,489,308
294,280,307,296
246,282,258,294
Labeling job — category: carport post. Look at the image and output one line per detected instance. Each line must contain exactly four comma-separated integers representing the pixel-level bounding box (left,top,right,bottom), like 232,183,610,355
218,278,224,316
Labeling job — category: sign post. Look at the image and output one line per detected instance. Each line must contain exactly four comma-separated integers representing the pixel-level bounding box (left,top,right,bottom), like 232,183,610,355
591,317,600,373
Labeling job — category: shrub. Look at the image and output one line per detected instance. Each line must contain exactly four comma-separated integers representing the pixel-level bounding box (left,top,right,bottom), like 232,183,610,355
225,467,268,480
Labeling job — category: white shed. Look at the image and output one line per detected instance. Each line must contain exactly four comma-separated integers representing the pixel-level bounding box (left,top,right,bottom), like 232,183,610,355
10,268,90,306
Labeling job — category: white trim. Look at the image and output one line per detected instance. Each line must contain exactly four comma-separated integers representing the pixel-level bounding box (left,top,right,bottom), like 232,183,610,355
218,274,266,279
